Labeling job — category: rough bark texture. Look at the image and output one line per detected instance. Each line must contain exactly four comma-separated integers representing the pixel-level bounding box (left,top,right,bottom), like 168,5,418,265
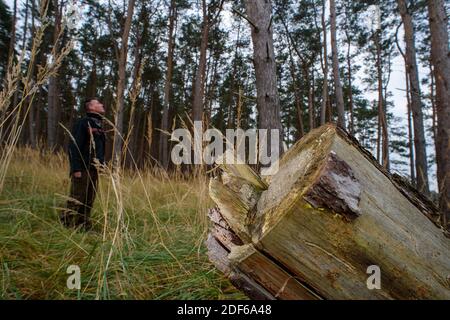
343,5,354,134
191,0,224,129
159,0,176,169
375,29,389,170
428,0,450,232
329,0,345,128
192,0,209,124
245,0,283,156
47,0,62,150
320,0,328,126
207,124,450,300
113,0,135,166
397,0,429,195
7,0,17,65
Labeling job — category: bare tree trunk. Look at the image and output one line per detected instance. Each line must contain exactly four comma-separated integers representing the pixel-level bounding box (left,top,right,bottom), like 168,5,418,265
205,55,219,129
345,31,354,134
28,0,37,149
7,0,17,65
308,66,315,132
245,0,283,157
191,0,224,126
427,0,450,232
125,35,143,169
329,0,345,128
405,71,416,186
375,29,389,170
192,0,209,124
5,0,28,144
343,7,354,134
227,20,241,129
430,61,437,161
47,0,62,151
320,0,328,125
159,0,177,169
397,0,429,194
113,0,135,167
288,50,304,139
282,22,304,139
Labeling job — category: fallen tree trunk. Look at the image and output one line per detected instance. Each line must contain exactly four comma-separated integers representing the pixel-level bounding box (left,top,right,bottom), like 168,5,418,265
206,124,450,300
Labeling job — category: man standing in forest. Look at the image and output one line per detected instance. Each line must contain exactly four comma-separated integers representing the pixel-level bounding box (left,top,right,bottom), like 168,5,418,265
60,98,106,231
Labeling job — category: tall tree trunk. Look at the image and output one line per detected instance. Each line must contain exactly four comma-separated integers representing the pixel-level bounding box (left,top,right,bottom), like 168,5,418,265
345,31,354,134
279,14,305,137
343,6,354,134
427,0,450,232
47,0,62,150
191,0,224,129
125,39,143,169
430,61,438,162
159,0,177,169
0,0,28,142
308,67,315,132
288,49,304,139
375,29,389,170
245,0,283,158
227,20,241,130
397,0,429,194
329,0,345,128
113,0,136,167
320,0,328,126
7,0,17,66
192,0,209,124
28,0,37,149
405,71,416,186
205,55,218,129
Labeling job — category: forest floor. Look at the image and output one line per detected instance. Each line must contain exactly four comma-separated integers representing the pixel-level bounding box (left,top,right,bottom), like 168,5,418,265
0,148,245,299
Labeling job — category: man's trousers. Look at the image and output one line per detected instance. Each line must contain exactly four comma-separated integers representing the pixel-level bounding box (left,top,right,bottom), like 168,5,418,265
60,168,98,229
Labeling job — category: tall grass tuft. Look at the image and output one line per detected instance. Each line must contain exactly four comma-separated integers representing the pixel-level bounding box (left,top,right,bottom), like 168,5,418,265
0,147,244,299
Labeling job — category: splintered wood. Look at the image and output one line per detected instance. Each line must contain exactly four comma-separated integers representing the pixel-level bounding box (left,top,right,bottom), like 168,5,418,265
206,124,450,300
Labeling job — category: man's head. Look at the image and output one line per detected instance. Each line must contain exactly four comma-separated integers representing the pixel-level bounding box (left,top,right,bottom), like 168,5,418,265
84,97,105,115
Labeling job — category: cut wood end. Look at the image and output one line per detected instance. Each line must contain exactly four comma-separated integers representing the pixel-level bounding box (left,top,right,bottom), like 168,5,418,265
215,149,268,190
303,151,362,220
209,178,252,243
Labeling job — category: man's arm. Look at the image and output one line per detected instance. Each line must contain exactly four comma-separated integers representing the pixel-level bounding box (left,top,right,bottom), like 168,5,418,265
68,119,88,175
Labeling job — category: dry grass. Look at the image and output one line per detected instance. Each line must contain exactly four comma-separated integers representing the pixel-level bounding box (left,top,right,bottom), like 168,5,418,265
0,147,245,300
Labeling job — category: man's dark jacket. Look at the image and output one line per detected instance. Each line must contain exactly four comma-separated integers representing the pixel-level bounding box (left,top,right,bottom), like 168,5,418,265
68,112,106,174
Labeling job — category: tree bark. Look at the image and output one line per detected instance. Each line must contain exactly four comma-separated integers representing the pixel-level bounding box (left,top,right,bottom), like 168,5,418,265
397,0,429,194
47,0,62,151
320,0,328,126
329,0,345,128
288,50,304,140
159,0,177,169
245,0,283,157
226,20,241,130
346,31,354,134
113,0,135,167
406,72,416,186
7,0,17,66
343,6,354,134
207,124,450,300
430,61,437,162
427,0,450,232
375,29,389,170
28,0,37,149
192,0,209,124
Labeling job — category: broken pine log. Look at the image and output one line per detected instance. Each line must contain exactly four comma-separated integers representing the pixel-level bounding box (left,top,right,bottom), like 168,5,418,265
206,124,450,300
